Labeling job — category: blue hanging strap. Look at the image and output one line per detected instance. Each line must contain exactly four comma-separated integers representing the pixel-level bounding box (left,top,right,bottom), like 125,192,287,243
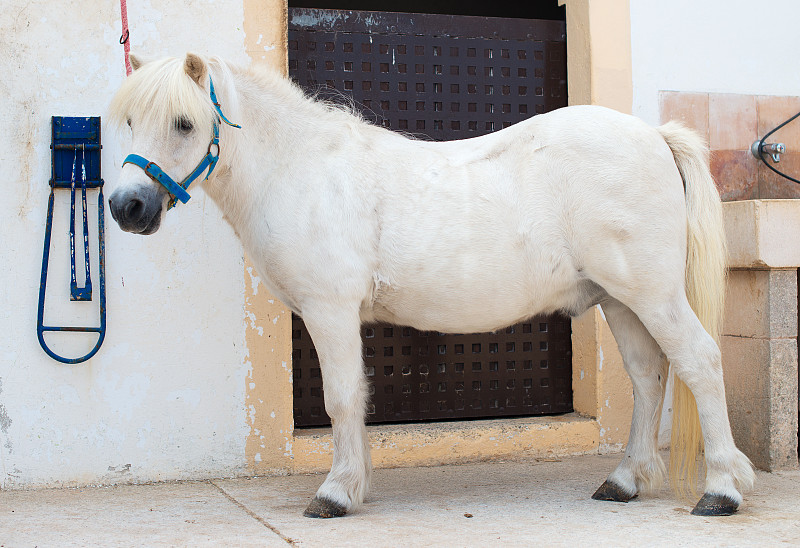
81,145,92,297
69,147,78,296
70,145,92,301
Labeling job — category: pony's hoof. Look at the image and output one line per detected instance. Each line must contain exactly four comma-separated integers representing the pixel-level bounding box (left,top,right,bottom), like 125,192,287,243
591,480,637,503
303,496,348,518
690,493,739,516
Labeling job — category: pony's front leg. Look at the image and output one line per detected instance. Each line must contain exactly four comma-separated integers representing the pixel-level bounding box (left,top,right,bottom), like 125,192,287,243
300,304,372,518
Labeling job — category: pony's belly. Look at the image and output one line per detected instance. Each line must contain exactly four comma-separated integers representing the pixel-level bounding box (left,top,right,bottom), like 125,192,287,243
367,242,581,333
369,276,560,334
374,299,533,334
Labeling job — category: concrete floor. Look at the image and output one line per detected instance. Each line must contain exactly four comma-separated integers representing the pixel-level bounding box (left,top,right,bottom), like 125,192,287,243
2,453,799,547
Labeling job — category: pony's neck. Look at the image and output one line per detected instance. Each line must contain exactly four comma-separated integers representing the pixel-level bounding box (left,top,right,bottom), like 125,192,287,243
201,63,364,236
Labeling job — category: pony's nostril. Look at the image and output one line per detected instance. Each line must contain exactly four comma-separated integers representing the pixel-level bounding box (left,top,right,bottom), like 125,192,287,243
124,198,145,222
108,197,118,222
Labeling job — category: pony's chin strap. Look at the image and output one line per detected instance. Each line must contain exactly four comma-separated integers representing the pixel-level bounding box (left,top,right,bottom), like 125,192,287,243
122,77,239,209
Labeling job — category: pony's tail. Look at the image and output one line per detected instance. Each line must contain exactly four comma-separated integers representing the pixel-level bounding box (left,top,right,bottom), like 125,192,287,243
657,122,727,499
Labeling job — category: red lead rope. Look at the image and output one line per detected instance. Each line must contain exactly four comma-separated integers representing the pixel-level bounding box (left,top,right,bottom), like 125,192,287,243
119,0,132,76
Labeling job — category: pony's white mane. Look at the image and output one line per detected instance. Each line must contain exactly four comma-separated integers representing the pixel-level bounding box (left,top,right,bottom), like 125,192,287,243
108,56,220,140
308,86,368,124
244,62,373,129
110,53,392,149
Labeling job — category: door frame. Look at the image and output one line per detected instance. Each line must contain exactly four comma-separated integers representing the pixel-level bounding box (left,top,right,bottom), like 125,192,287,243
240,0,634,475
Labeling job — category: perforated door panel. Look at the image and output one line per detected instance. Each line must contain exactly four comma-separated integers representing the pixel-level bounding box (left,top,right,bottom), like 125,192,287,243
288,8,571,426
288,9,566,138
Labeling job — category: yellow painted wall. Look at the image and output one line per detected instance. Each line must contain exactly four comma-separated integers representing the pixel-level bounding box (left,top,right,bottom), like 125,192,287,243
561,0,634,452
241,0,295,474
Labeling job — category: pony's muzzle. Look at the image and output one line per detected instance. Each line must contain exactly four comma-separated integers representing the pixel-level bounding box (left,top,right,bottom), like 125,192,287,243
108,185,164,235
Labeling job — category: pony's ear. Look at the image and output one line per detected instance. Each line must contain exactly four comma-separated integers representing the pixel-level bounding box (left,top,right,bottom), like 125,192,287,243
129,54,145,71
184,53,207,86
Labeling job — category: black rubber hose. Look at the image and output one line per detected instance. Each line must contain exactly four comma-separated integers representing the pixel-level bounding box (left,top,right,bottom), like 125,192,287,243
755,110,800,185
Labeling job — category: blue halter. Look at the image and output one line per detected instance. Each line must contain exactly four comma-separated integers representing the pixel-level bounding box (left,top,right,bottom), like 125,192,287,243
123,78,240,210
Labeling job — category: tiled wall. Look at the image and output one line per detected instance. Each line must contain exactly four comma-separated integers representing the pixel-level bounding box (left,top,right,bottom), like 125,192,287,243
660,91,800,201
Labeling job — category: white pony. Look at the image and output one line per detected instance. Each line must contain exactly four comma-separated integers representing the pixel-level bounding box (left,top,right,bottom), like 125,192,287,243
108,53,754,518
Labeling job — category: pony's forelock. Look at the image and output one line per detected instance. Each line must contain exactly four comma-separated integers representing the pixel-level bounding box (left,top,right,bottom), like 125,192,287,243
109,56,217,139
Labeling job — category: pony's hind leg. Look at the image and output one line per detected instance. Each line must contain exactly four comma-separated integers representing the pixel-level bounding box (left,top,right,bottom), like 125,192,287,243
592,298,669,503
638,296,755,515
299,303,372,518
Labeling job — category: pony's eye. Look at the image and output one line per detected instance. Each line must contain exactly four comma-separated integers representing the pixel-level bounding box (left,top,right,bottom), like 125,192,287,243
126,118,132,128
174,117,194,133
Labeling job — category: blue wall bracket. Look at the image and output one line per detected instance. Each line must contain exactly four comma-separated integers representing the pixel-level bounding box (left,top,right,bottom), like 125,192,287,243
37,116,107,364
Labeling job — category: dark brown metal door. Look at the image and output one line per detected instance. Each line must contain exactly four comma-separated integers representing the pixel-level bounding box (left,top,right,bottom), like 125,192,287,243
288,8,571,427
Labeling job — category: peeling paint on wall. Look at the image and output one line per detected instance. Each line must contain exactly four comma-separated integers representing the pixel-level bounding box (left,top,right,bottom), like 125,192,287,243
0,377,13,487
0,379,11,436
241,0,295,475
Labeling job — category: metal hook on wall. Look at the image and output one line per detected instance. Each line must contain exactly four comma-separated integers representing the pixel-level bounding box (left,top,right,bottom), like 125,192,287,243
752,110,800,184
751,140,786,163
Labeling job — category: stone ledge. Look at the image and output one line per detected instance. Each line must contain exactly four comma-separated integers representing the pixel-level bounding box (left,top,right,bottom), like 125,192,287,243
290,414,599,473
724,199,800,268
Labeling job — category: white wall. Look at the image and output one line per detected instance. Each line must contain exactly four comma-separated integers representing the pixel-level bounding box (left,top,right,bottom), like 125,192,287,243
0,0,252,488
631,0,800,124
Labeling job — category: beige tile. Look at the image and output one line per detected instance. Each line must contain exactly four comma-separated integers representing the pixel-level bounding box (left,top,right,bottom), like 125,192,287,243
723,199,800,268
757,95,800,151
767,339,799,470
710,149,757,201
3,456,800,545
659,91,709,143
709,93,757,151
218,455,800,541
757,152,800,199
721,335,770,470
0,481,286,547
723,270,797,339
